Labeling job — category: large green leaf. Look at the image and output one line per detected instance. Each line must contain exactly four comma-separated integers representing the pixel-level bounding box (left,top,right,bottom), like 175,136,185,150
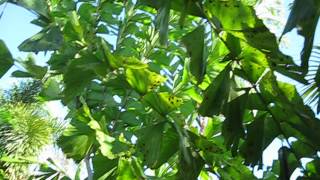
155,0,170,46
182,25,207,84
116,158,140,180
137,121,179,169
57,119,95,162
216,157,257,180
222,92,247,155
204,0,260,30
39,78,61,101
62,52,109,103
230,27,307,84
12,55,47,79
239,43,268,83
177,147,204,180
0,40,14,78
198,65,231,116
9,0,49,18
260,72,320,150
86,113,131,159
92,153,118,180
240,113,266,166
18,26,63,52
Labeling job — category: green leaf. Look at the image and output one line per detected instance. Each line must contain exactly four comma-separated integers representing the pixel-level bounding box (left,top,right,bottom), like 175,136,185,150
111,56,148,69
39,78,61,101
217,158,256,180
199,65,231,116
222,92,247,155
78,2,96,25
139,0,204,18
229,27,307,84
63,54,103,103
11,70,33,78
137,122,179,169
239,44,268,83
9,0,49,18
204,0,261,30
116,158,138,180
14,55,47,79
182,25,207,84
57,119,95,162
18,26,63,52
87,118,131,159
291,140,317,159
240,113,266,166
178,147,204,180
74,162,82,180
92,153,118,180
155,0,170,46
0,40,14,78
303,159,320,178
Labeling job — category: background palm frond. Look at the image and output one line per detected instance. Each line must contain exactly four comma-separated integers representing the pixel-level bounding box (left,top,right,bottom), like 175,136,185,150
301,46,320,113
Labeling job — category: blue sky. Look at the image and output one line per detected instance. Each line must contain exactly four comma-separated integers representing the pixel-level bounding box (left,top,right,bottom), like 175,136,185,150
0,1,319,179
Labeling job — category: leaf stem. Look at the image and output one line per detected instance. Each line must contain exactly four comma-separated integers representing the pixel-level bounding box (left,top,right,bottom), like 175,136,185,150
85,153,93,180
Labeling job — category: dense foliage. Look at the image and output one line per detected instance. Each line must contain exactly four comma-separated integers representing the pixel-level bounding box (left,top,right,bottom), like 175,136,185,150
0,0,320,179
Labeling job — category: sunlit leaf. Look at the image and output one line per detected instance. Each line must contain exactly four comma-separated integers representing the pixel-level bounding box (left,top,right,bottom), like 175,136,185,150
126,68,166,94
143,92,183,115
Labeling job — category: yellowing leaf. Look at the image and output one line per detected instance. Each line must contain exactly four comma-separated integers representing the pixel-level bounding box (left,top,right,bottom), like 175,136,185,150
126,68,166,94
143,92,183,115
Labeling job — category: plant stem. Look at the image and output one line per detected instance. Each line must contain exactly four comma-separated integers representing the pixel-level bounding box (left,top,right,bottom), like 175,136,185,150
85,153,93,180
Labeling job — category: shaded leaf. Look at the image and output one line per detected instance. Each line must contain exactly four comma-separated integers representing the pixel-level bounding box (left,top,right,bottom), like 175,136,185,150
222,92,247,155
199,65,231,116
18,26,63,52
155,0,170,46
57,119,95,162
92,153,118,180
182,25,207,84
178,147,204,180
0,40,14,78
137,121,179,169
9,0,49,18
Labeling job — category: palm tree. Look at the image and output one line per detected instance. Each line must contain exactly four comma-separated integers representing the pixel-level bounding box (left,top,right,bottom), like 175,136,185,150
0,103,55,179
0,80,62,179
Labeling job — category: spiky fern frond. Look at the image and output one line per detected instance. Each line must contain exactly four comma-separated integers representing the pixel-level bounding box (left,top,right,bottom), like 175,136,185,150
0,103,55,179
